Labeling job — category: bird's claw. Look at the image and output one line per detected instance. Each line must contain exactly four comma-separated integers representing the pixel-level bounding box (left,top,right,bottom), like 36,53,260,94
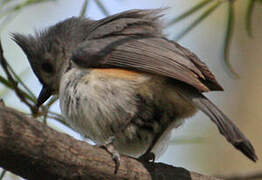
138,152,155,163
112,151,120,174
101,143,120,174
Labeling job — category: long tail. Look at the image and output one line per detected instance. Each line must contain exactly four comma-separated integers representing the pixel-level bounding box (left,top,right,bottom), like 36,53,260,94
177,86,258,162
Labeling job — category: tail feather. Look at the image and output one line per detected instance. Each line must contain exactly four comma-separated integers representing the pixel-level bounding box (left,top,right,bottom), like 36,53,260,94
178,87,258,162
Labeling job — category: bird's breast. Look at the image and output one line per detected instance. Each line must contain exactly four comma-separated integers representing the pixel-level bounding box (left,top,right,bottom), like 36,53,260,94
59,67,152,140
59,67,197,157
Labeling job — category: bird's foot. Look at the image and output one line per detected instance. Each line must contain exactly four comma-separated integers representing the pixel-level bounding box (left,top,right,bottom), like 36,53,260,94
138,152,155,163
100,143,120,174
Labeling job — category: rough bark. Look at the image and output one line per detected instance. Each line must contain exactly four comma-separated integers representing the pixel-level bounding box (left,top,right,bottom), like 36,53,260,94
0,103,220,180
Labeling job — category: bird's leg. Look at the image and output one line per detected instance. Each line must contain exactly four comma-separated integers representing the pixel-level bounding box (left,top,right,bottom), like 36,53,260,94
99,137,120,174
138,152,155,163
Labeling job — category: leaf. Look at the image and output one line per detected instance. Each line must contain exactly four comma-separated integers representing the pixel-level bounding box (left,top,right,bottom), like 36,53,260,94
167,0,212,27
79,0,89,17
0,0,57,31
94,0,109,16
170,137,206,145
246,0,256,37
0,0,11,6
0,12,18,33
14,0,55,11
223,1,239,78
174,1,222,41
0,74,35,102
0,75,12,88
0,169,6,180
6,64,36,99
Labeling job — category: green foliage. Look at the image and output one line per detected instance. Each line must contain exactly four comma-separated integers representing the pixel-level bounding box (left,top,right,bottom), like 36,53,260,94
173,1,222,41
0,170,6,180
167,0,213,26
170,137,205,145
246,0,256,37
224,1,239,78
94,0,110,16
167,0,259,77
0,0,56,31
80,0,89,17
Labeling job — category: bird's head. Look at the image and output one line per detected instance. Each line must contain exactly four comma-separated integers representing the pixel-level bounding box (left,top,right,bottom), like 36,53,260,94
12,17,91,107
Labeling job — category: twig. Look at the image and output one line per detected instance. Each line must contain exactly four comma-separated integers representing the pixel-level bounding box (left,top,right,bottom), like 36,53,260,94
0,75,35,102
220,171,262,179
42,95,58,124
0,40,37,114
6,64,36,99
46,115,68,126
0,75,12,88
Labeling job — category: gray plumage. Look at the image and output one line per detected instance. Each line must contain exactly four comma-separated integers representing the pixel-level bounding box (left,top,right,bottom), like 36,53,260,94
12,9,257,162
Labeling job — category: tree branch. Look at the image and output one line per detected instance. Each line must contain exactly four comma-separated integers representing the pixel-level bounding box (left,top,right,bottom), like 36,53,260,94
221,171,262,180
0,103,220,180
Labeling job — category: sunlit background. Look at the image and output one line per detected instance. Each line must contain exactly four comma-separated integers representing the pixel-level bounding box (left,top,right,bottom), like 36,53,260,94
0,0,261,179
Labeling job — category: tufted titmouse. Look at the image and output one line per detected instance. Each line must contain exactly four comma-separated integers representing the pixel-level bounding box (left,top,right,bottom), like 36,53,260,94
13,9,257,173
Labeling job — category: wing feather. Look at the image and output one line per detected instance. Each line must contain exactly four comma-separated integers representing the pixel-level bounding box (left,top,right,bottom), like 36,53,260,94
73,35,222,92
86,9,163,39
72,9,222,92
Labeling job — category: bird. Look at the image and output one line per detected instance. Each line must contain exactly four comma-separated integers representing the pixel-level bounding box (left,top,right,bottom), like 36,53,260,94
13,9,257,173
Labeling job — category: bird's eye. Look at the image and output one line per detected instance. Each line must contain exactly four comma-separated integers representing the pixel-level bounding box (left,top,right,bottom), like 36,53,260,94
41,62,54,73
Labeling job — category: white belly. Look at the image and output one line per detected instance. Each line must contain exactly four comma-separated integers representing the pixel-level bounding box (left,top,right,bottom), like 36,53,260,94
59,68,156,157
59,67,193,158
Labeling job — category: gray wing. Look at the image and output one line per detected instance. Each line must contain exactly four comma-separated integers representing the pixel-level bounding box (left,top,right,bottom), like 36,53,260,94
72,35,223,92
85,9,163,39
73,9,222,92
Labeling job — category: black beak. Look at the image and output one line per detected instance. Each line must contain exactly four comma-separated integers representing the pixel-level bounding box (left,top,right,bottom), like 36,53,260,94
36,85,52,108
